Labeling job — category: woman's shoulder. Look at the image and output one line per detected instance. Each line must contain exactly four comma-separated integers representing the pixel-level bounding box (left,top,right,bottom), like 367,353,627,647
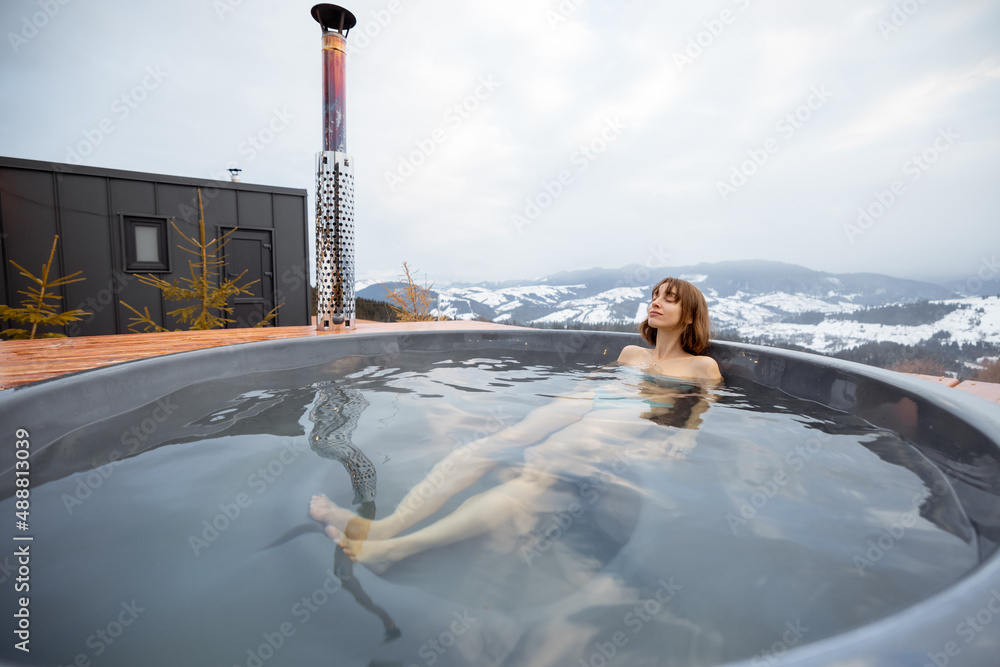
617,346,721,382
617,345,651,364
687,354,722,381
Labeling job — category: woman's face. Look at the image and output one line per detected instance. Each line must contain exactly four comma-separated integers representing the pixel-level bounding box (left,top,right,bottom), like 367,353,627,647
647,284,689,330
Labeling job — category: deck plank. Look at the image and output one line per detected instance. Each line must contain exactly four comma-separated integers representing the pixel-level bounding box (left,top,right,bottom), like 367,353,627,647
0,321,522,389
955,380,1000,405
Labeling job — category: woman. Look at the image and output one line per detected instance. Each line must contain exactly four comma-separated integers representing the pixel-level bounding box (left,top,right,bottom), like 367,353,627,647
310,277,721,571
618,276,721,381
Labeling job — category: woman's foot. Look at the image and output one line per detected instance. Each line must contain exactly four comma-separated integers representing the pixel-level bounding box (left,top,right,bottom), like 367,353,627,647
325,526,398,574
309,494,371,540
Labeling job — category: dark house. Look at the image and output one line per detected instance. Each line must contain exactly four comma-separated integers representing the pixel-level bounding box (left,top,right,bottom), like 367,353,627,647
0,156,310,337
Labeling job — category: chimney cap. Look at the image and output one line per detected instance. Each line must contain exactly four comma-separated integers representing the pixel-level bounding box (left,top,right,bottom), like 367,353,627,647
310,4,357,34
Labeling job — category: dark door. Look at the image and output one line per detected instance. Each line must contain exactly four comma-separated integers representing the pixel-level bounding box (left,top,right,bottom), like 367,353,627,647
223,228,275,328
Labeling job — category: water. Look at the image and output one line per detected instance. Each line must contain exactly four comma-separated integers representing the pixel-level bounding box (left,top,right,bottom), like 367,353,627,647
1,349,979,666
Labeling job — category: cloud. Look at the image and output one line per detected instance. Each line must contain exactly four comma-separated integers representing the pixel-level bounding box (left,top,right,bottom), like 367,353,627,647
1,0,998,284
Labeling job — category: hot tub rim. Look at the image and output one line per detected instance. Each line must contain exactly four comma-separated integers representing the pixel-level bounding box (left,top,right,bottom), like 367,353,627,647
1,328,998,667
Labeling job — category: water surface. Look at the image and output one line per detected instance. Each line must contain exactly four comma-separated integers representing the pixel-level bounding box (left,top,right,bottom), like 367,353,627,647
0,350,978,666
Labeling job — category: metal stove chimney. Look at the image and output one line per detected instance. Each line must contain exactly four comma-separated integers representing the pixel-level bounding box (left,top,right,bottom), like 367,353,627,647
311,3,357,330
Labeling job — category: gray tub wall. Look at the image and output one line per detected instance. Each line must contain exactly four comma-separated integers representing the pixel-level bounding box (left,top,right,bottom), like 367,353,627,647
2,330,1000,667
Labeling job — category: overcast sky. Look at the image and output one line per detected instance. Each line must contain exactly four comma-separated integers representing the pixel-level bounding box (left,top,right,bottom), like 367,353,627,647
1,0,998,285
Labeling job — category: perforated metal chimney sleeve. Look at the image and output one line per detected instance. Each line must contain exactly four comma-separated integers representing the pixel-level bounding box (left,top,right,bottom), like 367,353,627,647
311,4,357,330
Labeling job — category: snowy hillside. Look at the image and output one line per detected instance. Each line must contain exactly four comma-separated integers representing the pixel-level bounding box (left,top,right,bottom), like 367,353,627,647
356,261,1000,355
714,296,1000,354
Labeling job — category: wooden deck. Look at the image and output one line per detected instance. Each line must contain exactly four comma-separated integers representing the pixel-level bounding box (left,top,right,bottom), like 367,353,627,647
0,320,519,390
900,373,1000,405
1,324,998,406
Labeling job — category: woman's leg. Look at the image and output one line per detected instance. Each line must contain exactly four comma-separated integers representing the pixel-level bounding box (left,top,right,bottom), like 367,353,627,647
310,395,594,540
310,452,499,540
329,471,555,571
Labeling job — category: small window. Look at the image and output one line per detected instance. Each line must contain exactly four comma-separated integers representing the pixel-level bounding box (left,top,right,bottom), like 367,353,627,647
122,215,170,272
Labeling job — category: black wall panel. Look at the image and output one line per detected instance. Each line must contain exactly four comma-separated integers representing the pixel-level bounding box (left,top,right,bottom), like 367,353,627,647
110,179,162,333
198,187,239,240
236,190,272,230
0,168,59,327
273,193,310,324
0,157,309,336
58,174,117,336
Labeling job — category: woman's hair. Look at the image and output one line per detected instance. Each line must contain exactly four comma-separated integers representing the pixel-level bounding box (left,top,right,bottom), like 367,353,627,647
638,277,712,354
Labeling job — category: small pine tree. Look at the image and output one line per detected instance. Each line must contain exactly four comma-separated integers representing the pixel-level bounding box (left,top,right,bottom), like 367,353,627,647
379,263,437,322
0,235,88,340
121,189,280,332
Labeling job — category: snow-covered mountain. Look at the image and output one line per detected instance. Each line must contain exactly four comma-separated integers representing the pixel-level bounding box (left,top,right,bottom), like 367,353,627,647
357,260,1000,355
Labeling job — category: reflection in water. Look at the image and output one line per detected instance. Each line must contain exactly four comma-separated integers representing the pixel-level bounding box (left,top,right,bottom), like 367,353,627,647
308,384,378,506
307,383,401,641
717,376,976,546
311,373,722,619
